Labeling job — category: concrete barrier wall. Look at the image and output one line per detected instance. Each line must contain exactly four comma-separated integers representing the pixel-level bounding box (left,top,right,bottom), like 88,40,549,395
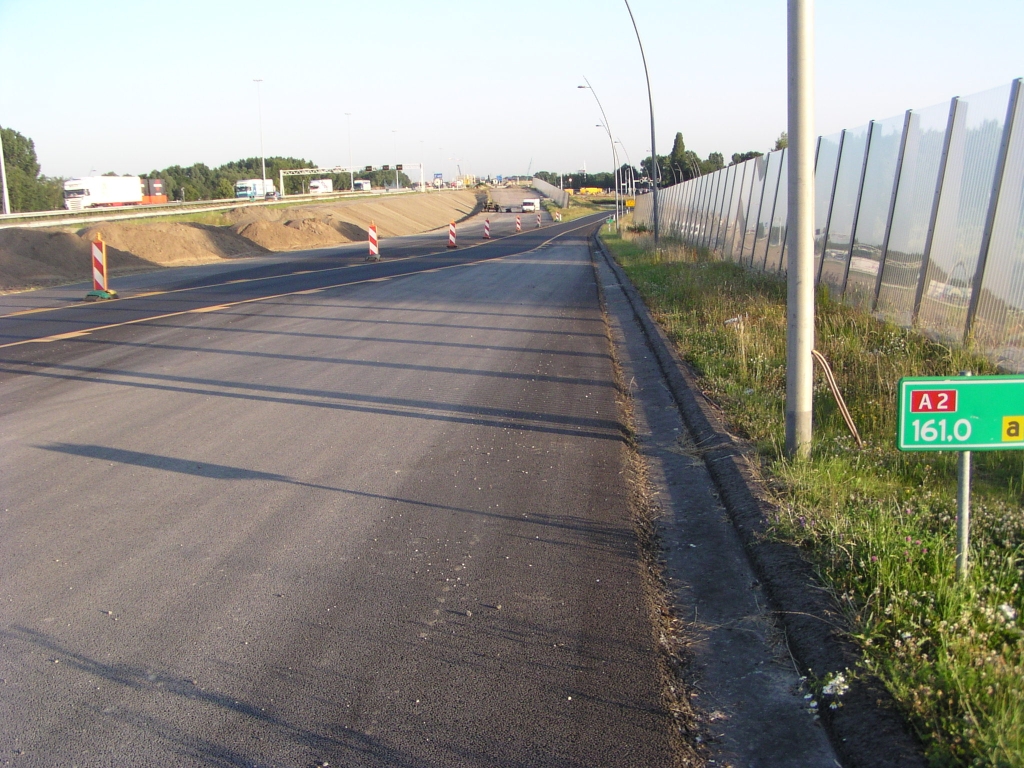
531,177,569,208
634,79,1024,372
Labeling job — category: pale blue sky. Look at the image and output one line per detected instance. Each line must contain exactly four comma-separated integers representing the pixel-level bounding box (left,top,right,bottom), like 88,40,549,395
0,0,1021,180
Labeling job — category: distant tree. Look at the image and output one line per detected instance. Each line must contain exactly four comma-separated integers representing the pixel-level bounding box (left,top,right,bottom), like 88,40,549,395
700,152,724,175
730,150,763,165
0,126,63,212
774,132,788,150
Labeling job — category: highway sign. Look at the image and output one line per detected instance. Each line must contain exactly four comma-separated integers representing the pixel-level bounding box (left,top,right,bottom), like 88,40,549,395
897,375,1024,451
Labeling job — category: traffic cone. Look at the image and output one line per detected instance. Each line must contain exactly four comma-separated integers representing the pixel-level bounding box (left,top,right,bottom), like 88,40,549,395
515,215,521,233
448,221,457,248
484,219,491,239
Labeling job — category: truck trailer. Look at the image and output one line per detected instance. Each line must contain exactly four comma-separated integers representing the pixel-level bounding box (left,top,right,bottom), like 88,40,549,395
235,179,276,199
63,176,168,210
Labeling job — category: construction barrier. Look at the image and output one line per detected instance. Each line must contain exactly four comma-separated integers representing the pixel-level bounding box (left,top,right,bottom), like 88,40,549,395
484,219,490,239
515,215,521,233
368,222,379,260
447,221,457,248
84,233,117,301
536,212,541,228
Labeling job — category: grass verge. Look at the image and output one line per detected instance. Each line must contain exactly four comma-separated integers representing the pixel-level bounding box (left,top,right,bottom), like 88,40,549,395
542,196,610,222
602,231,1024,767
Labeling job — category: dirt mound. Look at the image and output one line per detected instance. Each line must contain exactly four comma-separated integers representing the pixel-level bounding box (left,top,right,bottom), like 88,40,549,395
81,222,268,267
0,190,483,292
227,190,481,250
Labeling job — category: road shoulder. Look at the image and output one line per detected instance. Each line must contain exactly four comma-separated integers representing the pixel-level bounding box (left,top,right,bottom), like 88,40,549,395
592,232,926,767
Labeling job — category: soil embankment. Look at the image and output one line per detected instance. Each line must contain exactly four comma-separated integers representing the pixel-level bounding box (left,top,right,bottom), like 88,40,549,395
0,190,481,292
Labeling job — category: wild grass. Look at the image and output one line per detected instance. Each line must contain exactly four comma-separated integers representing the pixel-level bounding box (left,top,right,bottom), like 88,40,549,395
542,196,609,222
603,231,1024,767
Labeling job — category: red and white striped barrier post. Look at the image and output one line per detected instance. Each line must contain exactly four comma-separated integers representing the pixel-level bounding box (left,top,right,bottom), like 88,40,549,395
483,219,490,239
515,215,521,233
447,220,457,248
536,212,541,229
84,232,117,300
368,222,379,260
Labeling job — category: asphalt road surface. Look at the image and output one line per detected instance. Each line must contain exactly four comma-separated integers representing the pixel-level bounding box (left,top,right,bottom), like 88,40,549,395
0,213,677,766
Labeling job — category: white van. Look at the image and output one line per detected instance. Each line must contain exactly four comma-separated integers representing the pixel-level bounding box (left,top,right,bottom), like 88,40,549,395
521,198,541,212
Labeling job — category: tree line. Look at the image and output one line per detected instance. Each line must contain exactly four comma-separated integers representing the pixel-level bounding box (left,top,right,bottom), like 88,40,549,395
0,125,411,213
535,130,788,192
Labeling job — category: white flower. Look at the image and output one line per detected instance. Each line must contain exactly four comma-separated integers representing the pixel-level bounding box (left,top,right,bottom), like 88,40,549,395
822,672,850,698
998,604,1018,622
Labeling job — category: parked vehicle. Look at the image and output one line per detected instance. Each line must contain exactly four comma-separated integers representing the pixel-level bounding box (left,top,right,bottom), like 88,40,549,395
235,179,276,199
63,176,168,210
521,198,541,212
309,179,333,194
482,201,501,212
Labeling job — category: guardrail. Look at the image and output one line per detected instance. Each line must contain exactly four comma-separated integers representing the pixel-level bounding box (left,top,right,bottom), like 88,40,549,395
634,77,1024,373
0,188,415,230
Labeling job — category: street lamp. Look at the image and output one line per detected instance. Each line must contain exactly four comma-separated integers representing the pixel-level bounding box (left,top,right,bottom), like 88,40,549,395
577,78,620,225
253,79,266,189
623,0,658,245
392,130,399,190
345,112,354,192
615,139,635,197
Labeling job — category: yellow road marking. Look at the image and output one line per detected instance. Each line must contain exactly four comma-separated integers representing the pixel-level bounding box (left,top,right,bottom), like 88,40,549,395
189,304,232,313
29,330,93,343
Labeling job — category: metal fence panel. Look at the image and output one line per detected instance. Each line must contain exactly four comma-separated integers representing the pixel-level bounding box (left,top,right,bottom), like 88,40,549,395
813,132,843,278
917,83,1013,342
741,156,768,266
876,102,952,325
820,125,870,293
766,148,789,272
845,114,906,308
723,161,750,261
753,150,784,270
713,165,736,251
974,82,1024,371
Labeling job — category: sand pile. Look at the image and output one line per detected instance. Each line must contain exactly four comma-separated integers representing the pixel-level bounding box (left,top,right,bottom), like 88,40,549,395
0,190,482,292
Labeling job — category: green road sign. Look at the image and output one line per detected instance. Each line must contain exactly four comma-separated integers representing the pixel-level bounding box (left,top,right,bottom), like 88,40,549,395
897,375,1024,451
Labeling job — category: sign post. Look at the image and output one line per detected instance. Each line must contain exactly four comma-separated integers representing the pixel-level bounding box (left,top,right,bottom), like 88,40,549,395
897,373,1024,577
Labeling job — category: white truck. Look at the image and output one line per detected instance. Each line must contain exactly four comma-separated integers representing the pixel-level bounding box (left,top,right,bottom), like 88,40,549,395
521,198,541,212
353,180,372,191
63,176,143,211
309,179,333,194
235,179,276,199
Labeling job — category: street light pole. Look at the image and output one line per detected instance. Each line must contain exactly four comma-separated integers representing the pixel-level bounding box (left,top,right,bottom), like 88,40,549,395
616,140,636,197
392,130,399,190
786,0,815,458
253,79,266,189
578,78,620,225
0,125,10,215
345,112,354,191
624,0,658,245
